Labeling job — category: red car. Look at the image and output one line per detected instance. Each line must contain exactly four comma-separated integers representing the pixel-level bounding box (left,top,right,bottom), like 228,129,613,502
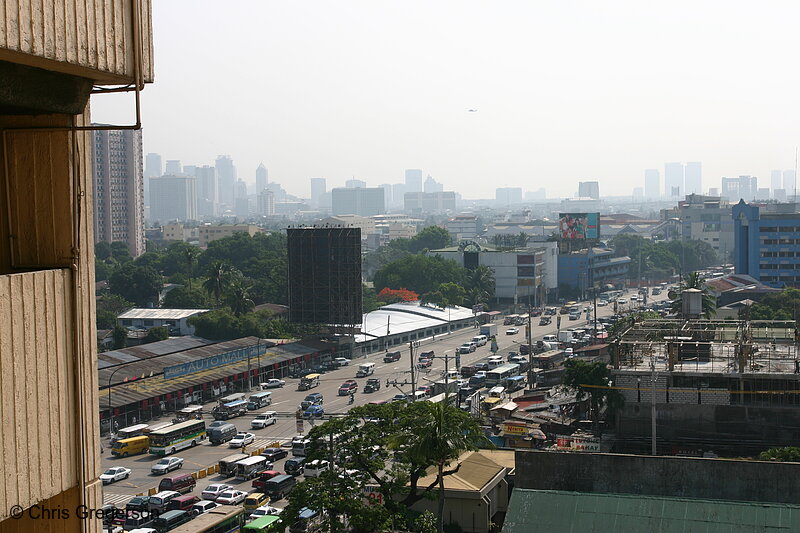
338,380,358,395
252,470,282,490
416,358,432,369
416,385,433,397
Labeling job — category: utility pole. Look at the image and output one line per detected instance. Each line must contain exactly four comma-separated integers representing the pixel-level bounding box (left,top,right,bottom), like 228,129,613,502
526,307,533,389
444,351,450,404
409,341,417,402
651,353,657,455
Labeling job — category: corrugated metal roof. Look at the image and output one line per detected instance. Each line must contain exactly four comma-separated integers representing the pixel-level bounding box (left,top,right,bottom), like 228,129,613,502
414,451,505,493
117,308,210,320
356,302,476,342
503,490,800,533
98,337,213,369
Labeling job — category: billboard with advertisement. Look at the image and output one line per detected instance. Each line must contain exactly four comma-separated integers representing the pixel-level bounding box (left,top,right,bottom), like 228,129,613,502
558,212,599,240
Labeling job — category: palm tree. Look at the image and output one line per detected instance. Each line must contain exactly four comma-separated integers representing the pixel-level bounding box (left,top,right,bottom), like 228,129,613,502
392,402,489,533
202,260,233,305
670,271,716,318
226,277,255,317
183,246,200,289
468,265,496,302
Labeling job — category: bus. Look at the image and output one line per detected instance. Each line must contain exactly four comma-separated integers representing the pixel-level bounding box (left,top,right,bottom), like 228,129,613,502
504,375,526,393
244,515,282,532
485,363,520,388
169,505,245,533
112,423,149,443
503,314,519,325
149,420,206,456
298,373,321,391
213,400,249,420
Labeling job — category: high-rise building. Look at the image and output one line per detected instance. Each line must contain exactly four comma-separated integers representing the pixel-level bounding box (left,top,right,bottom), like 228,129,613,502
578,181,600,199
195,165,217,217
684,162,702,195
145,152,162,178
392,183,408,209
644,169,660,199
664,163,684,198
331,187,386,216
310,178,327,207
784,170,796,194
165,159,182,175
404,191,457,214
632,187,644,199
258,189,275,216
215,155,237,208
722,176,758,201
256,163,268,193
345,179,367,188
405,169,423,192
771,170,783,195
424,175,444,193
734,201,800,288
235,179,248,200
92,128,146,257
150,175,197,222
496,187,523,206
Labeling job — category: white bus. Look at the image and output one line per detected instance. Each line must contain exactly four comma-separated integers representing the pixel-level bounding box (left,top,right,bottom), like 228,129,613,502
485,363,520,388
247,391,272,410
113,423,149,443
148,420,206,456
234,456,269,480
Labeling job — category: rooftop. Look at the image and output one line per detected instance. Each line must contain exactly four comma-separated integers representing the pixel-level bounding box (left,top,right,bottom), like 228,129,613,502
356,302,476,342
117,308,210,320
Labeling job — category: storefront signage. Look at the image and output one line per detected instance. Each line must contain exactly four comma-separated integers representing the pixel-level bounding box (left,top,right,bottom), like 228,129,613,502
163,344,268,379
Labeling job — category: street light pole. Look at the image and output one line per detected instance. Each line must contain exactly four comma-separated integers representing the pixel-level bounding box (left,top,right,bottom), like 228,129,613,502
107,365,128,435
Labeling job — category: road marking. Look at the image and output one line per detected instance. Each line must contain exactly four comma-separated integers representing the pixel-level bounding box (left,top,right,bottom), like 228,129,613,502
103,492,134,506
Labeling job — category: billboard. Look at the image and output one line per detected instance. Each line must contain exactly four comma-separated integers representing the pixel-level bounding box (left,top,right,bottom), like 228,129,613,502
288,227,362,325
558,212,599,240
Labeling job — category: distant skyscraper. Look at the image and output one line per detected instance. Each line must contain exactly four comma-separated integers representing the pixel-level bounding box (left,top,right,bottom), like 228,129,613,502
235,179,248,200
92,128,145,257
784,170,796,194
771,170,783,195
256,163,268,193
684,162,702,195
379,183,393,207
310,178,327,207
150,175,197,222
496,187,523,206
195,165,217,217
664,163,684,198
424,175,444,193
183,165,198,176
345,179,367,188
577,181,600,199
632,187,644,199
145,152,162,178
215,155,237,209
722,176,757,201
331,187,385,216
644,169,660,199
258,189,275,216
757,188,770,200
405,169,423,193
165,159,182,175
392,183,408,209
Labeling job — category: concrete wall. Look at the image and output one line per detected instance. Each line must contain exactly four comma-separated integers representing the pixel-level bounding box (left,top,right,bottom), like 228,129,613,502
516,450,800,504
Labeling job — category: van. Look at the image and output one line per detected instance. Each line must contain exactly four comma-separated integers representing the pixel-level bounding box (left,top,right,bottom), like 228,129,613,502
166,494,200,512
110,435,149,457
243,492,270,512
147,491,181,513
471,335,488,346
151,509,191,532
208,423,237,444
158,473,196,495
263,474,297,500
383,351,402,363
487,356,503,369
442,369,459,381
542,335,558,343
300,393,324,410
356,362,375,377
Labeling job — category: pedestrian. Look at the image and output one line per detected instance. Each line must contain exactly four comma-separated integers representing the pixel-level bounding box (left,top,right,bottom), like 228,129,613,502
113,421,119,434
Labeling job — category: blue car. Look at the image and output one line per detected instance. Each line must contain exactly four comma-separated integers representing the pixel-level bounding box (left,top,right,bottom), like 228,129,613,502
303,405,325,419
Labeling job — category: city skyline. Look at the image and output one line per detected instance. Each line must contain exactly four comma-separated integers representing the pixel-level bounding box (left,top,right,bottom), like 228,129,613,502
92,1,800,199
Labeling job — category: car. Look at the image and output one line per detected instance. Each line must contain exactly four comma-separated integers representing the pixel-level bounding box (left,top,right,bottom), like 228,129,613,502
416,385,433,397
100,466,131,484
260,378,285,389
190,500,219,516
459,343,476,354
216,489,248,506
262,447,288,462
565,347,574,357
125,496,151,512
617,298,627,305
300,393,324,409
334,357,350,366
151,457,183,475
363,378,381,393
539,316,552,326
416,358,432,369
419,350,435,360
303,405,325,418
474,362,489,371
251,412,277,429
652,288,662,295
506,327,520,335
392,394,409,402
250,504,282,518
383,351,401,363
229,432,256,448
459,365,478,378
201,483,233,501
597,300,608,306
338,380,358,396
569,312,580,320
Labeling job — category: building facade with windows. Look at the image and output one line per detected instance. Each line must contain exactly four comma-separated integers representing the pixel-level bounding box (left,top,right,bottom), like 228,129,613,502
733,200,800,288
677,194,734,262
558,248,631,297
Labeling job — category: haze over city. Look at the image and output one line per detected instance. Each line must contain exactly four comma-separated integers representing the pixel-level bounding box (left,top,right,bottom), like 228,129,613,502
92,0,800,199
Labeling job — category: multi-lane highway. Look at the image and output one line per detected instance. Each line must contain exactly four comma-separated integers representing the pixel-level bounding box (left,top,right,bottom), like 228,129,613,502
101,290,668,506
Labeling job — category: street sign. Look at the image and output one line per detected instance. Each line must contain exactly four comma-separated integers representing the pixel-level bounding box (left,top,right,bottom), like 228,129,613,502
296,419,304,433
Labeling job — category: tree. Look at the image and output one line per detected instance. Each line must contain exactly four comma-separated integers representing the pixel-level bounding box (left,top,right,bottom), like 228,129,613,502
225,276,256,317
95,241,113,261
759,447,800,462
563,360,623,434
112,325,127,349
108,263,163,307
142,326,169,344
670,271,716,318
740,289,800,321
408,225,452,253
374,255,467,296
202,260,233,305
376,287,420,304
161,286,212,308
362,285,381,313
437,282,465,308
465,265,495,306
110,241,133,263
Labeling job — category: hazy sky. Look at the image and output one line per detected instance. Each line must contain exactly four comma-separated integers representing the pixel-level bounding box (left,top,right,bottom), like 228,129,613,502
93,1,800,199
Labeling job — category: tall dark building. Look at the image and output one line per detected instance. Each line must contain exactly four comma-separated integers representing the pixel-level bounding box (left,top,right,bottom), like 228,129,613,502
92,127,145,257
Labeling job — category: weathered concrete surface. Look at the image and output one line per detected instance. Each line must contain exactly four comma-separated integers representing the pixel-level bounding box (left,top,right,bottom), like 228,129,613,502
0,60,91,114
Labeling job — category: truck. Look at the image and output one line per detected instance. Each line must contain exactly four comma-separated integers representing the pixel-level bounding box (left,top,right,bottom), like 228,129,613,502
558,330,575,343
479,323,497,337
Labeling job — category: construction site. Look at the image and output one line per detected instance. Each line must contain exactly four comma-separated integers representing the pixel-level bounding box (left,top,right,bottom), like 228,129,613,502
609,300,800,455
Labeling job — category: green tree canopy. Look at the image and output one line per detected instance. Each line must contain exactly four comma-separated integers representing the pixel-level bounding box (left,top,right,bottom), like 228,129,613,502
670,271,717,318
142,326,169,344
741,289,800,321
108,263,163,307
563,360,623,434
374,255,467,296
161,286,211,308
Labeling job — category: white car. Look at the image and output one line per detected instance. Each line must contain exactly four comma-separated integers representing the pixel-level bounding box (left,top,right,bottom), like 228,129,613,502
216,489,248,505
597,300,608,307
191,500,219,516
151,456,183,475
100,466,131,484
250,505,282,518
251,412,277,430
334,357,350,366
617,298,627,305
506,327,520,335
229,432,256,448
259,378,285,389
201,483,233,501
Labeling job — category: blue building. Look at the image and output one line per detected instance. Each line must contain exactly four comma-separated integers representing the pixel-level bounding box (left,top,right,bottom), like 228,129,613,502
558,247,631,297
733,200,800,288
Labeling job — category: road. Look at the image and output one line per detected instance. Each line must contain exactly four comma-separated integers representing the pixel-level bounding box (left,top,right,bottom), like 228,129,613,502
101,289,668,506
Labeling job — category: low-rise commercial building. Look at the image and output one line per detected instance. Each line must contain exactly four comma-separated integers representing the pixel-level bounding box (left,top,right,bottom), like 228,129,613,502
117,308,211,336
198,224,261,247
557,247,630,296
